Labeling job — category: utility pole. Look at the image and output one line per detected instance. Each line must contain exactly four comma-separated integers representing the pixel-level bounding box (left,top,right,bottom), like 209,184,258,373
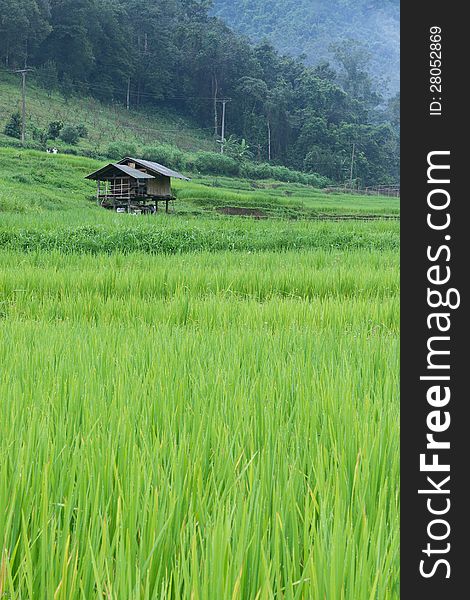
349,142,356,189
215,98,231,153
213,75,219,141
220,99,227,154
267,118,271,162
13,68,33,144
126,76,131,110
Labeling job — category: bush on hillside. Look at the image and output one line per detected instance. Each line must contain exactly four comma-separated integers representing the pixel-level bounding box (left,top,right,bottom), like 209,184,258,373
76,123,88,138
47,121,63,140
4,112,22,139
239,161,330,187
142,144,185,169
304,173,331,188
240,162,272,180
106,142,138,160
59,125,80,145
31,126,49,147
184,153,198,172
194,152,240,176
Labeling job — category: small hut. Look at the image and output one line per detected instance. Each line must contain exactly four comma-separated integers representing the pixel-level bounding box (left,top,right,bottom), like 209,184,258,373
85,157,190,213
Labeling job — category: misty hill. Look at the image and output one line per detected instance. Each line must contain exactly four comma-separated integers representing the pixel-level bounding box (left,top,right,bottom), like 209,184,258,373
211,0,400,95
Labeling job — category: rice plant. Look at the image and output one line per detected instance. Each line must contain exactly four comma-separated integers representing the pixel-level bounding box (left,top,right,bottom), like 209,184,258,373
0,249,399,599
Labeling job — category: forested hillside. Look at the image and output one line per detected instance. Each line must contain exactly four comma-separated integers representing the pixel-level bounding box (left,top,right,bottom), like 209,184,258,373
0,0,399,185
212,0,400,96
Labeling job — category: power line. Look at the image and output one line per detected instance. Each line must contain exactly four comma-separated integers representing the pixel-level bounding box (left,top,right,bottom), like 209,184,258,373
1,68,230,142
55,78,231,102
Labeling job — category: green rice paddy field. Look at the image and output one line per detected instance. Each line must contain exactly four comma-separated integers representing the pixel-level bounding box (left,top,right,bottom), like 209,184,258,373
0,149,399,599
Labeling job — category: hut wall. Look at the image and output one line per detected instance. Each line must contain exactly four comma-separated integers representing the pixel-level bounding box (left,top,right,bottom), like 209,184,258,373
147,175,171,197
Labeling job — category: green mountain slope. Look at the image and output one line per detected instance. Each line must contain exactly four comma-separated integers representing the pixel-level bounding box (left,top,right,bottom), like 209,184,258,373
211,0,400,95
0,71,214,156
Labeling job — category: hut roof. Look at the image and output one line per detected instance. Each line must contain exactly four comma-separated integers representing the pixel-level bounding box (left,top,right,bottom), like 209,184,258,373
85,163,155,181
119,157,190,181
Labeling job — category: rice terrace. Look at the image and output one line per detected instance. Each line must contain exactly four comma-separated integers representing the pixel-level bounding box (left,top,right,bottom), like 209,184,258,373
0,145,399,598
0,0,400,593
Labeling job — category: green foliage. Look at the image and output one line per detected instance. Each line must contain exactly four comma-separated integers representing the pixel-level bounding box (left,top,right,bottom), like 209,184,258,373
31,125,48,148
59,125,80,145
76,123,88,138
221,136,254,162
142,144,186,169
3,111,22,139
47,120,64,140
240,161,330,187
194,151,240,176
106,142,138,160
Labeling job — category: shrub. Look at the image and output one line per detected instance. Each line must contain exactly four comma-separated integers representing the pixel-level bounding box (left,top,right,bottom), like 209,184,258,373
81,148,106,160
4,112,22,139
194,152,240,176
31,126,49,147
183,153,198,172
106,142,138,160
47,121,64,140
142,144,186,169
239,161,330,187
59,125,80,145
304,173,331,188
240,162,272,180
76,123,88,138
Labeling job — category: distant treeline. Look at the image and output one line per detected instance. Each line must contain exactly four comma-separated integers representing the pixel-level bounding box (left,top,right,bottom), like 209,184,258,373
0,0,399,185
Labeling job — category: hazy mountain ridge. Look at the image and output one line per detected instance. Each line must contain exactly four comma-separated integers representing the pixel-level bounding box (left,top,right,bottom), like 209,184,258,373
211,0,400,95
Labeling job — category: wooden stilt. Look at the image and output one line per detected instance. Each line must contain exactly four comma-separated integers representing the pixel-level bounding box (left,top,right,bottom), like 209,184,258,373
165,199,169,213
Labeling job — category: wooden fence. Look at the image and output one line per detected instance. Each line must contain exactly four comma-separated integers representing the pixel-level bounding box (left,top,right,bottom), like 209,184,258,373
325,185,400,198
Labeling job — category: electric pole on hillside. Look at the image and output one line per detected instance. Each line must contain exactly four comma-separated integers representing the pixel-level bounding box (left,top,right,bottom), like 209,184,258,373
349,142,356,189
216,98,231,153
12,68,34,144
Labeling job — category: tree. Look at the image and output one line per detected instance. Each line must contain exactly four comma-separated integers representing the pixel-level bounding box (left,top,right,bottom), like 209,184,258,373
41,0,94,81
221,136,253,162
4,112,22,138
60,125,80,145
32,125,49,148
330,39,381,109
47,120,63,139
386,92,400,129
0,0,51,67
